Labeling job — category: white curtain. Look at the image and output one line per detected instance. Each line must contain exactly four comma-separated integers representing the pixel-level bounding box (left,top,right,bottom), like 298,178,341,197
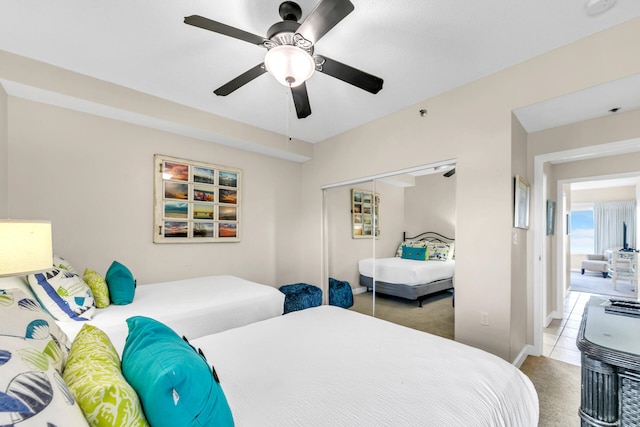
594,200,636,254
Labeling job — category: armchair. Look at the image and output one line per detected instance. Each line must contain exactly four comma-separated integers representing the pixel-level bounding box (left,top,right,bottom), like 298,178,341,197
581,254,610,278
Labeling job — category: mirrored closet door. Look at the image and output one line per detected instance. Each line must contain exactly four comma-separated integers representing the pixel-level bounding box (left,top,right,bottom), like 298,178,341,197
323,161,457,338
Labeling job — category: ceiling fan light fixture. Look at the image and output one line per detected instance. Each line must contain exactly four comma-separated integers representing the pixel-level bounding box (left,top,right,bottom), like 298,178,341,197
264,45,315,87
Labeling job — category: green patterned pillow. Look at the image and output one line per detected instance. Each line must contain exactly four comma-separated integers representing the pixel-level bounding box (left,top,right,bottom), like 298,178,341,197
63,324,149,427
427,242,453,261
83,268,110,309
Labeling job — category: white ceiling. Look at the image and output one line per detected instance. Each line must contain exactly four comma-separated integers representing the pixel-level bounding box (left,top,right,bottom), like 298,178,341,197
1,0,639,143
514,73,640,133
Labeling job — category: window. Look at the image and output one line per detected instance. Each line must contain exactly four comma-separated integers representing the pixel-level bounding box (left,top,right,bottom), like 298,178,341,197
570,210,594,254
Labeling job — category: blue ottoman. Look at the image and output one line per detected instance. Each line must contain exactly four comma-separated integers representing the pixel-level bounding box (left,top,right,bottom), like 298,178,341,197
279,283,322,314
329,278,353,309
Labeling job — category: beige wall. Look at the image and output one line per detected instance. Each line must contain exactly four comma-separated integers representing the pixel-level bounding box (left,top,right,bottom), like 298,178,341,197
0,18,639,362
511,116,528,361
572,186,636,204
6,97,303,287
404,173,456,238
303,18,640,361
564,186,572,292
0,85,7,217
545,162,557,319
0,51,313,163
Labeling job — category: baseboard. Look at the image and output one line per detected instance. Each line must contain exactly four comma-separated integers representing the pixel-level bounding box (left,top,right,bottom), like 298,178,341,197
544,311,560,327
512,344,535,368
352,286,367,295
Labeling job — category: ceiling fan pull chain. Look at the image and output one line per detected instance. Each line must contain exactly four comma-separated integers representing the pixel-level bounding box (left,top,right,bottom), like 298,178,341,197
286,89,292,141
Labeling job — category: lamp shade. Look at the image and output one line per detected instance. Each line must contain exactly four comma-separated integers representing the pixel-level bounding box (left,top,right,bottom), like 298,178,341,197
0,220,53,276
264,45,315,88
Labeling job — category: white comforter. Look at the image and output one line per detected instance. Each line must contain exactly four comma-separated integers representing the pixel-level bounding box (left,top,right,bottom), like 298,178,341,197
193,306,538,426
57,275,284,354
359,257,455,285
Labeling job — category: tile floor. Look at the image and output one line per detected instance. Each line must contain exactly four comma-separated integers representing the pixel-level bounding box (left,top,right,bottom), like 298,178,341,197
543,290,595,366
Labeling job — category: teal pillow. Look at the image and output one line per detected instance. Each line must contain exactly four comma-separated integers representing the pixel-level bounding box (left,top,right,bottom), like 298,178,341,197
121,316,234,427
401,246,427,260
105,261,135,305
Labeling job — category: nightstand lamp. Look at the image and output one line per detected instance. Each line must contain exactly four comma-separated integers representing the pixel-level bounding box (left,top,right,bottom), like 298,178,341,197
0,219,53,276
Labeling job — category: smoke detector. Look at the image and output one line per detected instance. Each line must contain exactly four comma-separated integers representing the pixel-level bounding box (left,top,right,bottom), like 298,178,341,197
585,0,616,15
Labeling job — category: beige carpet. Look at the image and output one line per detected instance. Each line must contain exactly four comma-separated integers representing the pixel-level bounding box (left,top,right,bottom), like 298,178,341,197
351,291,582,426
521,356,581,427
350,290,454,339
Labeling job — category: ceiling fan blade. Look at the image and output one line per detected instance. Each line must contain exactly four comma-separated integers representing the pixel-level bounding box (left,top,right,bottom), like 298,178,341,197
184,15,268,46
291,84,312,119
296,0,354,45
214,64,267,96
316,55,383,94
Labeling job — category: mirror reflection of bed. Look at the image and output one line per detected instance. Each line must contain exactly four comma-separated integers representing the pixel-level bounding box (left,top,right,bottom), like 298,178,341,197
359,231,455,307
324,162,456,339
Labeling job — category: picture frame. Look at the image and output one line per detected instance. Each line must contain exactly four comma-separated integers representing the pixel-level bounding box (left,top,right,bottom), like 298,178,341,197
514,175,530,229
153,154,241,243
546,200,556,236
352,189,380,239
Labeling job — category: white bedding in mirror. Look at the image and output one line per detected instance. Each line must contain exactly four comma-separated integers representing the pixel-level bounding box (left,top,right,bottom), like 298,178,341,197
358,257,455,285
192,305,538,426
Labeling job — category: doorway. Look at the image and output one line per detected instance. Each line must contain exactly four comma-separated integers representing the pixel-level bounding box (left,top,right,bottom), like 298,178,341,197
533,139,640,357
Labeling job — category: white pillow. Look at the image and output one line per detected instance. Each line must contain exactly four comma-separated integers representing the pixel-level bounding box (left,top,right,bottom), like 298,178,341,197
0,275,33,297
27,256,95,321
0,288,72,373
0,335,89,426
427,242,453,261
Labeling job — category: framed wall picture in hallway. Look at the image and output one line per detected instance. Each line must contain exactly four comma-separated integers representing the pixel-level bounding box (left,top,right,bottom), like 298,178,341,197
546,200,556,235
514,175,530,229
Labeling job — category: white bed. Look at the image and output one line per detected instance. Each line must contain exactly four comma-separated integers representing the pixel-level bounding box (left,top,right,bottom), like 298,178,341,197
359,231,456,306
192,305,538,426
57,275,284,354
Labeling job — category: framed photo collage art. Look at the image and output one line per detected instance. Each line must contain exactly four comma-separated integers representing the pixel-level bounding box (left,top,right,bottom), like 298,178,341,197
153,154,241,243
351,188,380,239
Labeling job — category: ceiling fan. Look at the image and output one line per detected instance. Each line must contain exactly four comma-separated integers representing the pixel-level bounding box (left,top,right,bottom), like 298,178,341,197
184,0,384,119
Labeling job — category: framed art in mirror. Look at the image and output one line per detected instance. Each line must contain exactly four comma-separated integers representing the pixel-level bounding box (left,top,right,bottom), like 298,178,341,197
352,189,380,239
153,154,241,243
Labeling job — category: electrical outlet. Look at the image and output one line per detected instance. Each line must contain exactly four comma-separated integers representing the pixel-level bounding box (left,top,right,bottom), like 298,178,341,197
480,312,489,326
